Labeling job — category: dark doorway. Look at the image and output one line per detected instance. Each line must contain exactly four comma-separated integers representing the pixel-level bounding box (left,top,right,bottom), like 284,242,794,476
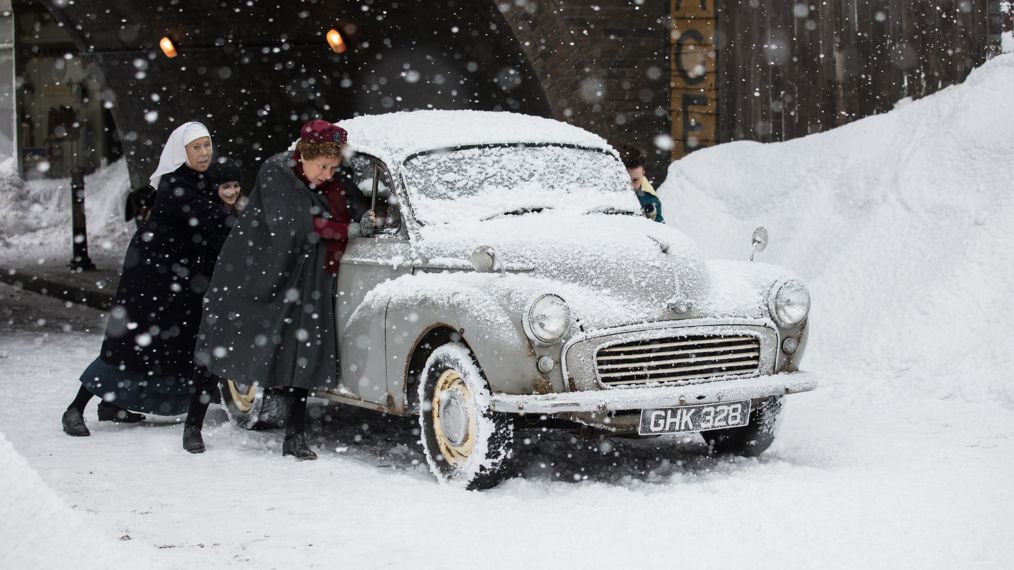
14,0,121,179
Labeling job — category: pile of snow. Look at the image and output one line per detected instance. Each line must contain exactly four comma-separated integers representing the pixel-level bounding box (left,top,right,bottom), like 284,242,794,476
0,158,132,262
660,53,1014,407
0,431,151,569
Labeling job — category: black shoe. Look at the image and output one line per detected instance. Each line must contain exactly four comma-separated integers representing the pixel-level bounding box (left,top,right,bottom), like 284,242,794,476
182,426,205,454
97,401,146,423
282,433,317,461
62,408,90,437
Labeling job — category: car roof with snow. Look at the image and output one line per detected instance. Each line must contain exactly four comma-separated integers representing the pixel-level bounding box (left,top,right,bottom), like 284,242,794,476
337,110,615,166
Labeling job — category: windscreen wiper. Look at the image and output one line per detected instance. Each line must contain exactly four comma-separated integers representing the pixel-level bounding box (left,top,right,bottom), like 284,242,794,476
481,207,549,221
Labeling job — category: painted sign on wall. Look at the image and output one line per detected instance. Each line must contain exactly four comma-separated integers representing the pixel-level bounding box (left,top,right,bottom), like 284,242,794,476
670,0,717,158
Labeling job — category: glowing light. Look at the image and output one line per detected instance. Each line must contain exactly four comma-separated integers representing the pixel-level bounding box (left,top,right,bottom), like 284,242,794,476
326,28,347,54
159,36,177,58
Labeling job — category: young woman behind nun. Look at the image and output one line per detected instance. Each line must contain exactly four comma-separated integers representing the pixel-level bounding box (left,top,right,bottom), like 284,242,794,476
61,121,234,437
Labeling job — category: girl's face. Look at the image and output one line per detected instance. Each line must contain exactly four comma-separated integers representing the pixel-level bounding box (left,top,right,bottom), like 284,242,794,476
185,136,213,172
218,181,241,206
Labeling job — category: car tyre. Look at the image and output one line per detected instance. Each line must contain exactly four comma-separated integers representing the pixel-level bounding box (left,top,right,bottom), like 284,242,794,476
218,379,286,430
418,343,514,490
701,396,782,457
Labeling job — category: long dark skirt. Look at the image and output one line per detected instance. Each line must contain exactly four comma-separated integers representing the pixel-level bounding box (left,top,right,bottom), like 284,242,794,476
79,357,193,416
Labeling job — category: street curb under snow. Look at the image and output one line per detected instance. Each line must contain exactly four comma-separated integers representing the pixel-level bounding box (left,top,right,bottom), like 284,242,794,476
0,266,113,310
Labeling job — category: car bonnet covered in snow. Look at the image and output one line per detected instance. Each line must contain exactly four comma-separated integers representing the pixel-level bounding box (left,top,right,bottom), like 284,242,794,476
338,110,614,166
414,213,711,328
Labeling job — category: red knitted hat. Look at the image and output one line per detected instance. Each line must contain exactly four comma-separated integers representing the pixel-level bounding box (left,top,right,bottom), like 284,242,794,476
300,120,347,145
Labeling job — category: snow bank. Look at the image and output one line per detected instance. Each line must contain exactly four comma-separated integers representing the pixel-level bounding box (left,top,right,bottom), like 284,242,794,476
659,53,1014,407
0,159,132,262
0,431,151,569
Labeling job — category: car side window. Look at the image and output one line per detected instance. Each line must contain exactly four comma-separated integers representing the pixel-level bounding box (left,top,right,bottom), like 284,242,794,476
349,155,403,236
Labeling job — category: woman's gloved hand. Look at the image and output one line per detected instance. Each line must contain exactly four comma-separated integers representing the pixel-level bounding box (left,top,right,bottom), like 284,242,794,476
357,210,376,237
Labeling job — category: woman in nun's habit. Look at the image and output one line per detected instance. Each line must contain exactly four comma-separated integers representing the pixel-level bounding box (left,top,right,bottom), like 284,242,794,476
61,121,233,437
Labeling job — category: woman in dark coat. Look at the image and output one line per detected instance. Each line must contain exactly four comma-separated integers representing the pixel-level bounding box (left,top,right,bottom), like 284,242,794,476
187,119,369,459
61,122,233,436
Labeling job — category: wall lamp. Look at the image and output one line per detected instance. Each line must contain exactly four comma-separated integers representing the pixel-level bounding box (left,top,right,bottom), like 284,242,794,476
326,28,347,54
159,36,178,58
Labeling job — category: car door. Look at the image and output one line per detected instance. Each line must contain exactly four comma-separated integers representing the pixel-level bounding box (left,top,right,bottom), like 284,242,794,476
334,154,412,407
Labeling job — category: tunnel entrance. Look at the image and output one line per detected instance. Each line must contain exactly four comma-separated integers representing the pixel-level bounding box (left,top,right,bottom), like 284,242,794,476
39,0,551,188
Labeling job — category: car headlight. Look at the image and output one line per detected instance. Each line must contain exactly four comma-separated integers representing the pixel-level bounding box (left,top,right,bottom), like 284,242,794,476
769,279,810,327
523,294,571,344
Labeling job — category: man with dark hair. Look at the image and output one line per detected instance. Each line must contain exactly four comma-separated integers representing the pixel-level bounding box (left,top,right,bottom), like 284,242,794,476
619,145,664,223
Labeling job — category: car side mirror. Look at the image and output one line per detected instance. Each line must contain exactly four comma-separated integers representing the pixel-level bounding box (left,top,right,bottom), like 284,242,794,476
750,226,768,261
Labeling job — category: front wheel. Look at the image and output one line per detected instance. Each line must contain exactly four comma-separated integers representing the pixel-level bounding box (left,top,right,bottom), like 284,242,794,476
218,379,286,430
701,396,782,456
418,343,514,490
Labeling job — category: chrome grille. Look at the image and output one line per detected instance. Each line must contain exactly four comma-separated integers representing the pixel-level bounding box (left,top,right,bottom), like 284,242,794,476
595,334,761,386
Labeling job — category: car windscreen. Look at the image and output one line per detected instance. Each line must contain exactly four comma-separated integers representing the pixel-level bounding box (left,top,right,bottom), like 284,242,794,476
402,145,637,225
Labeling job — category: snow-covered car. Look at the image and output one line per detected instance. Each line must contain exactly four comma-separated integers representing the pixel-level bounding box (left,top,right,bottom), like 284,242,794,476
220,110,816,489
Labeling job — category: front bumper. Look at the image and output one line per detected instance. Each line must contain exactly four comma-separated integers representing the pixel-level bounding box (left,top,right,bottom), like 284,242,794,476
490,371,817,414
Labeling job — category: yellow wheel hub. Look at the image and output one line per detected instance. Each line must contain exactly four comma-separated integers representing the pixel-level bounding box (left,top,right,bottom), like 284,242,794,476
431,369,477,467
227,380,257,413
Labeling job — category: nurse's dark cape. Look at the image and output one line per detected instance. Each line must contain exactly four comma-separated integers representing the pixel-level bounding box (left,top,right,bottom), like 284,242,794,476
196,152,338,391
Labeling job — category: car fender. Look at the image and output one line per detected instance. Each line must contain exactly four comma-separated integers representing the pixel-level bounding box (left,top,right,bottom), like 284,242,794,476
346,272,544,414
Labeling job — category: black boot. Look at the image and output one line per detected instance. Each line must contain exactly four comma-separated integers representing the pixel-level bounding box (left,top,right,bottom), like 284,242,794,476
97,401,145,423
281,388,316,460
182,426,205,454
182,370,214,453
62,408,90,437
282,432,317,460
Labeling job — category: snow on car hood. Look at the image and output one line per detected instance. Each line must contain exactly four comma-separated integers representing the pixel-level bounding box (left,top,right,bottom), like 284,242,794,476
413,212,710,324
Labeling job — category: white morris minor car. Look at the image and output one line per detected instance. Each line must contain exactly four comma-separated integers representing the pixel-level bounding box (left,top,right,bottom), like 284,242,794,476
221,110,816,489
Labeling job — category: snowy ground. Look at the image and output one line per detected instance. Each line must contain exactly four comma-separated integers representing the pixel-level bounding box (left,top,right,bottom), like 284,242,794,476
2,282,1011,569
3,54,1014,570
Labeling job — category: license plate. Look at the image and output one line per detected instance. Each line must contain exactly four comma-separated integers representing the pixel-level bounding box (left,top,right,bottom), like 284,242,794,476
638,401,751,435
